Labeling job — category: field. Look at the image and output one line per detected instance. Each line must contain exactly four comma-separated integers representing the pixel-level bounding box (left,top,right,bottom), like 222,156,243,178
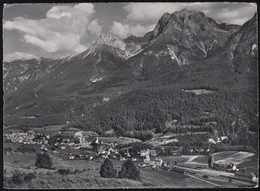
212,151,258,174
98,136,142,145
140,168,216,188
213,151,255,165
30,124,66,134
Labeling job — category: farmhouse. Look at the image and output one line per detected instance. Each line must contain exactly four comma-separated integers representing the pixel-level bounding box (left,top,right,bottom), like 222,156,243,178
154,157,163,167
150,150,157,157
140,149,150,157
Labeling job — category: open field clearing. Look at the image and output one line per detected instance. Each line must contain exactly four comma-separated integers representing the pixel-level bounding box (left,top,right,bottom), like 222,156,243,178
31,124,65,134
213,151,256,165
98,136,142,145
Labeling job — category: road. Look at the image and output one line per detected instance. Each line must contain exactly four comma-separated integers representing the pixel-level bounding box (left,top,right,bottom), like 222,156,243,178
171,164,234,177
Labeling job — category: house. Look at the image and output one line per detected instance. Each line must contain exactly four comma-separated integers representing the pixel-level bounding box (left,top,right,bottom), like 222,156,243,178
231,163,237,171
155,157,163,167
97,145,106,153
251,173,258,183
208,138,216,144
61,146,66,150
150,150,157,157
149,161,155,166
221,136,228,141
140,149,150,157
112,149,119,154
69,155,75,160
40,145,48,151
95,136,100,144
144,157,150,163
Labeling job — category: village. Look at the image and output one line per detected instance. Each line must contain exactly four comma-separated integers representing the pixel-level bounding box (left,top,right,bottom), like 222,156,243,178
3,129,166,167
2,128,245,171
3,126,258,188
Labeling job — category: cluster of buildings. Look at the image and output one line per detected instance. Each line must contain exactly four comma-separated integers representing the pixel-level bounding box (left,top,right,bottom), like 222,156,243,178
208,136,228,144
67,136,120,160
139,149,163,168
4,131,49,145
213,162,238,172
146,136,179,147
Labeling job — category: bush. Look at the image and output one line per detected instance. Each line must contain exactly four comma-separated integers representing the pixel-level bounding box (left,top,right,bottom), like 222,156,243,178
11,171,24,185
100,159,117,178
24,173,36,182
57,168,72,175
4,148,12,152
35,153,53,169
17,147,36,153
119,160,141,181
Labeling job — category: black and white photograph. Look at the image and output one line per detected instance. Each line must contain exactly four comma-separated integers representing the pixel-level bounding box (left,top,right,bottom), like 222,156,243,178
2,1,259,189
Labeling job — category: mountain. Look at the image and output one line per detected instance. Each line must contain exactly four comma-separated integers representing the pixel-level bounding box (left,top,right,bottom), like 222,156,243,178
229,13,257,73
3,33,138,126
3,57,66,95
112,9,241,80
3,10,258,149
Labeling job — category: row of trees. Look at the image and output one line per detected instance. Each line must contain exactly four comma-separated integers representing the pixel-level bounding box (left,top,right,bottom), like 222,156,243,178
100,159,140,181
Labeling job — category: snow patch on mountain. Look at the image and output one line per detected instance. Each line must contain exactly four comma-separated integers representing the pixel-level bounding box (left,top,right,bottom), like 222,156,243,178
93,33,126,50
90,77,103,83
209,40,218,50
167,45,182,65
197,42,207,57
82,50,92,59
251,44,257,56
126,48,143,59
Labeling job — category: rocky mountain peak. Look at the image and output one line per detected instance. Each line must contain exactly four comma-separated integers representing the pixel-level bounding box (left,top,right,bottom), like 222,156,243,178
151,9,211,41
92,33,126,51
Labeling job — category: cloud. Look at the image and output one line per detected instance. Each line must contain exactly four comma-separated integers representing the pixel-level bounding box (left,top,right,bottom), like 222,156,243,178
109,22,129,38
112,39,126,51
88,19,102,35
3,3,102,54
109,22,155,38
4,52,39,62
123,2,257,25
124,3,181,24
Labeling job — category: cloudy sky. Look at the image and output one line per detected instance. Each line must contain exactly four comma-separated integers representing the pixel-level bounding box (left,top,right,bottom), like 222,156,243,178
3,2,257,60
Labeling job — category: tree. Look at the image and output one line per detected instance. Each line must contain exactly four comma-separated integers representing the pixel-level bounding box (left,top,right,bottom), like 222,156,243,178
155,126,162,133
35,153,52,169
208,155,215,169
119,160,141,181
100,159,117,178
91,141,99,152
11,171,24,185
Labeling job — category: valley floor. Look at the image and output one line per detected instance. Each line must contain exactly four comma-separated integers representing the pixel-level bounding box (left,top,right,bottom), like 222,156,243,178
4,142,257,189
